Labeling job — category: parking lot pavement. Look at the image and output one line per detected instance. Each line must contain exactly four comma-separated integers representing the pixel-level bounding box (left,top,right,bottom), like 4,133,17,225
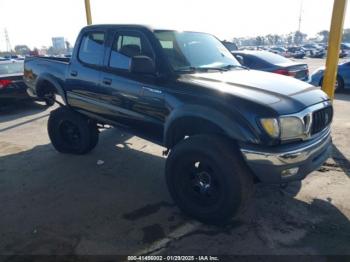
303,58,325,73
0,81,350,256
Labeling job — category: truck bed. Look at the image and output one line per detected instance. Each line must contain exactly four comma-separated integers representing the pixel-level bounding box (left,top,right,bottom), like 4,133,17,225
24,56,70,98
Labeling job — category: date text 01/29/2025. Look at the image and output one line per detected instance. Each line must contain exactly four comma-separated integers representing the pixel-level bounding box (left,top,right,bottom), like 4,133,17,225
127,255,219,261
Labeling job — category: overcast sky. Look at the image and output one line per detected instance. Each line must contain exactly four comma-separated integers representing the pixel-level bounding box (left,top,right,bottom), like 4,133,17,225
0,0,349,50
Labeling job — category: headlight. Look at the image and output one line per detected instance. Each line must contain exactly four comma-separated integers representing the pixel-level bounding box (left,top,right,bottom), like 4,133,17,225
260,116,305,140
260,118,280,138
280,117,304,140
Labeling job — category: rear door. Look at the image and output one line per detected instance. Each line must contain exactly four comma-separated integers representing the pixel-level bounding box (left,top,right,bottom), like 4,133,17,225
65,30,107,113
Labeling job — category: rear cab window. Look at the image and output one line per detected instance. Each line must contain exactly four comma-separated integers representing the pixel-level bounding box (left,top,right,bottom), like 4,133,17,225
78,32,105,66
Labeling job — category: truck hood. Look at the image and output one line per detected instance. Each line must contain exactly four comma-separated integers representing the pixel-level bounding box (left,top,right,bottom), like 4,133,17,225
178,69,329,115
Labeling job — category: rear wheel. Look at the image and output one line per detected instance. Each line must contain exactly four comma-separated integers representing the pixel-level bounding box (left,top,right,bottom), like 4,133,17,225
44,92,56,106
165,134,254,225
336,76,345,92
48,107,99,154
320,76,344,92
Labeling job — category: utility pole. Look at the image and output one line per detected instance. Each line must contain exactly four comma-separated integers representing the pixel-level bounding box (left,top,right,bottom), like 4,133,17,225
84,0,92,25
298,0,303,32
4,28,12,53
322,0,348,100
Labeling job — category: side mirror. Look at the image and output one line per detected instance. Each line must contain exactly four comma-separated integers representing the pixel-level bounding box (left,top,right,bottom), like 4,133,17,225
235,55,244,65
130,56,156,75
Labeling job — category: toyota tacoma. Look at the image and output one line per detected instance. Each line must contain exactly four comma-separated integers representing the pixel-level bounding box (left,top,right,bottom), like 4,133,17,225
24,25,333,224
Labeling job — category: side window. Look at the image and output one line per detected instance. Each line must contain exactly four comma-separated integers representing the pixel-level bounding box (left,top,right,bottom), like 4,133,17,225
242,55,255,68
243,56,267,69
109,32,154,70
254,58,270,69
79,32,105,66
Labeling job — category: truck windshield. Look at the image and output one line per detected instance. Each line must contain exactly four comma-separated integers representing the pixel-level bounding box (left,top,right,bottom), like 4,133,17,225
154,30,240,72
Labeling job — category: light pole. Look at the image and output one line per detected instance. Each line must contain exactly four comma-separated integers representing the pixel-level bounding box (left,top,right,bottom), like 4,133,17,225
84,0,92,25
322,0,348,99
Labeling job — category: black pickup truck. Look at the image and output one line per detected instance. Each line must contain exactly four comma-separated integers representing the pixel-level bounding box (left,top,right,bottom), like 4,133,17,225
24,25,333,224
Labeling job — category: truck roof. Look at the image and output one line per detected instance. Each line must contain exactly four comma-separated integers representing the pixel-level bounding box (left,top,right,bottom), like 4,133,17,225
82,24,155,32
82,24,209,35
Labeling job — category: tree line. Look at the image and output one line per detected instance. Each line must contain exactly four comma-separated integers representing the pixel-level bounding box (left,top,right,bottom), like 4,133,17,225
232,29,350,47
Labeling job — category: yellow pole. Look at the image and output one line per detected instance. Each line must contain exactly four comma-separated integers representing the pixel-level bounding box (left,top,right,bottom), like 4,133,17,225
84,0,92,25
322,0,348,99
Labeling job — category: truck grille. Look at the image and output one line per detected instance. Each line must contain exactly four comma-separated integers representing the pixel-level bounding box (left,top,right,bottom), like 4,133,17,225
311,106,333,135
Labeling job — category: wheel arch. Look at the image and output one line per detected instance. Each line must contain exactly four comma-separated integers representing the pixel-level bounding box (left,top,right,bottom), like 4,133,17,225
164,106,259,149
36,74,67,104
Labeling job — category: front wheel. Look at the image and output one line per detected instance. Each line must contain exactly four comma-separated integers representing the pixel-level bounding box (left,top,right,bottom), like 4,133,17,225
165,134,254,225
48,107,99,154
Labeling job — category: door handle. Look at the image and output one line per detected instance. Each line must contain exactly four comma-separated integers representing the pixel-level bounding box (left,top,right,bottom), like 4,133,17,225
102,78,112,85
70,70,78,77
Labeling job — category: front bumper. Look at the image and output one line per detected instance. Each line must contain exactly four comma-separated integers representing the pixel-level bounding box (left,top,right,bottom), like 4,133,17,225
240,128,332,183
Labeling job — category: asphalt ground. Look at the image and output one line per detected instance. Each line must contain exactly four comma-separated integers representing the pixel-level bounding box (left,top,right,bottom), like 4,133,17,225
0,58,349,258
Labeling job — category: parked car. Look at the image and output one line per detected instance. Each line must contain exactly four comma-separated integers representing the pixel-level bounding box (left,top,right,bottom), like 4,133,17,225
269,46,289,57
320,43,349,58
0,60,29,103
286,46,306,59
302,44,325,58
0,56,9,61
302,43,323,50
340,43,350,58
339,49,349,58
310,60,350,91
0,59,54,105
221,40,238,52
341,43,350,51
231,50,309,81
24,25,333,225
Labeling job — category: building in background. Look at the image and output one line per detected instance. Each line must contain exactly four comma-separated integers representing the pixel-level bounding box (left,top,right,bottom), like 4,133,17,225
39,46,48,56
52,37,65,50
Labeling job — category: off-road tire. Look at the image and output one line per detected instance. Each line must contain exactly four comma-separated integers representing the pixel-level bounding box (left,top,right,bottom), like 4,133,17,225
165,134,254,225
48,107,99,154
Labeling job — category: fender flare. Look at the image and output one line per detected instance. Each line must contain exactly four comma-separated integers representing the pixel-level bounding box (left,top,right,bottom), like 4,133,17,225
164,105,259,148
36,73,67,104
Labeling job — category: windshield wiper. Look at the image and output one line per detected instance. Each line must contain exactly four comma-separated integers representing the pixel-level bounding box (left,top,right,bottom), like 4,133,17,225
175,65,249,73
221,64,250,70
